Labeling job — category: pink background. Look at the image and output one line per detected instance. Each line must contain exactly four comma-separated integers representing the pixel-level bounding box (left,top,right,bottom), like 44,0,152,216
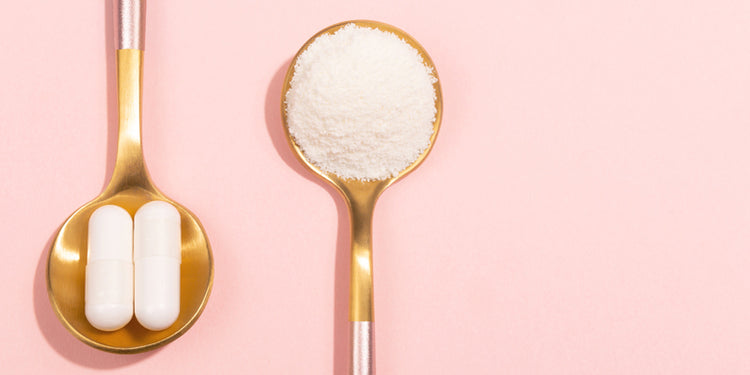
2,0,750,373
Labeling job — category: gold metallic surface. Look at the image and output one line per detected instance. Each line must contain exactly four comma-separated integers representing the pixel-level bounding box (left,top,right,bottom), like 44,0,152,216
281,20,442,374
46,50,213,353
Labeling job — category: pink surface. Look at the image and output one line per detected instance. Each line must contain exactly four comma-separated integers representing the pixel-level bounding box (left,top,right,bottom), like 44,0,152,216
1,0,750,373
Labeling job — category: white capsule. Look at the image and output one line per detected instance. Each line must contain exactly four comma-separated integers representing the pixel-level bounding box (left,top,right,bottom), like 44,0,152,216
134,201,181,331
85,205,134,331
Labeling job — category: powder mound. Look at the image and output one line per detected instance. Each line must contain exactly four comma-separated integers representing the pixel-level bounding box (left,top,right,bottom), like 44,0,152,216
285,23,438,181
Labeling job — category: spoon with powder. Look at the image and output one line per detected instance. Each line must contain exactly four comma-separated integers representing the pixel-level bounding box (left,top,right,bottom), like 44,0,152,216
46,0,213,353
282,20,442,374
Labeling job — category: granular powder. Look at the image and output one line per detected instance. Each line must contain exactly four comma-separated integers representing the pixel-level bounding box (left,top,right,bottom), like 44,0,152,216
285,23,438,181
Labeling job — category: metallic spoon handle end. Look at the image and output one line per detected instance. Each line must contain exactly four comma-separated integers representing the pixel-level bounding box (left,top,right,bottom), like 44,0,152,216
115,0,145,50
351,321,374,375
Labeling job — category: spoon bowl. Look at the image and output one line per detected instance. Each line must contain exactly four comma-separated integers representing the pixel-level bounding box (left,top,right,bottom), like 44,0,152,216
282,20,443,189
46,2,213,353
47,186,213,353
281,20,442,374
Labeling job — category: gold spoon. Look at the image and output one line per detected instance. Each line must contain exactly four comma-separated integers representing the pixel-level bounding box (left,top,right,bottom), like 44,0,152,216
281,20,442,375
46,0,213,353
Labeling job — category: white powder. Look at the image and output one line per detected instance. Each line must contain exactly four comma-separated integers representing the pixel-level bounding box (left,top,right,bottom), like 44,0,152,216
285,23,438,181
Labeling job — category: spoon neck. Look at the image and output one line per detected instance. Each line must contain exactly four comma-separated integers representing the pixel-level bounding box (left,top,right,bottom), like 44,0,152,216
343,181,388,323
348,199,374,322
107,49,153,192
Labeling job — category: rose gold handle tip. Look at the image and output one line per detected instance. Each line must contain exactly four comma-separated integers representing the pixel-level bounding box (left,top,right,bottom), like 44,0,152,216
351,321,374,375
115,0,146,50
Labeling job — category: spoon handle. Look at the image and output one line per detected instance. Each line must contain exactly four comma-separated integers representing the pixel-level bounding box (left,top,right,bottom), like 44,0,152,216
106,0,154,193
348,193,377,375
115,0,145,50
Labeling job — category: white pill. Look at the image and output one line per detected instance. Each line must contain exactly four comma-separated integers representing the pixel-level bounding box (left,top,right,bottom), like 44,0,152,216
85,205,133,331
134,201,181,331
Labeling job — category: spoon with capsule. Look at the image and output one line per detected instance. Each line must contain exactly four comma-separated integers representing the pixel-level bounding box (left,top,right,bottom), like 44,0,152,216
281,20,442,375
46,0,213,353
